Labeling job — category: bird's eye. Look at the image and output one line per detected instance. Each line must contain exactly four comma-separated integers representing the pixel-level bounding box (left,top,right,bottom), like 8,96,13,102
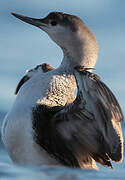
51,21,57,26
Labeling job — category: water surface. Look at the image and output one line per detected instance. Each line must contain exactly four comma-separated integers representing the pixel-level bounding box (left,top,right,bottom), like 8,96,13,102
0,0,125,179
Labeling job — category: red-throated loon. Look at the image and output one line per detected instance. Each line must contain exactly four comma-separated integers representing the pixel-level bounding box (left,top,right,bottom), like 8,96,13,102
2,12,124,170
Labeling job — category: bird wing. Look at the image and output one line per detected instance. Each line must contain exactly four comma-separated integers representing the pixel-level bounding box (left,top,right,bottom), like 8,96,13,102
52,70,124,167
32,104,81,168
32,70,124,169
74,70,124,163
51,95,113,168
32,103,101,169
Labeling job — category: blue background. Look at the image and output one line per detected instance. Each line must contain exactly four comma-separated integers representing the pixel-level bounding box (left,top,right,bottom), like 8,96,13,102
0,1,125,179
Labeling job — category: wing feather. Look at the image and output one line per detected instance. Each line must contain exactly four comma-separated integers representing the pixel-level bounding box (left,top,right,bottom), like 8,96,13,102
32,70,124,169
95,78,123,122
74,70,124,163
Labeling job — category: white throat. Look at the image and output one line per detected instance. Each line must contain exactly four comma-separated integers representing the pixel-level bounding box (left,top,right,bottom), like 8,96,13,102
51,28,98,72
59,38,98,72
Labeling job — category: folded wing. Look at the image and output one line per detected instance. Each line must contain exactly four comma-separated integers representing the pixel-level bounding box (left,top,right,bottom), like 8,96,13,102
53,70,124,168
32,69,124,169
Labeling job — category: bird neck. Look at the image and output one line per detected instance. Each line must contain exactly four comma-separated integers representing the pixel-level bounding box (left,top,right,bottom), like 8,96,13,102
59,43,98,73
59,55,75,73
58,31,98,73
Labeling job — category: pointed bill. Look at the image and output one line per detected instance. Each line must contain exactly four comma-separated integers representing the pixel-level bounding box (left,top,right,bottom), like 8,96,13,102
11,12,47,28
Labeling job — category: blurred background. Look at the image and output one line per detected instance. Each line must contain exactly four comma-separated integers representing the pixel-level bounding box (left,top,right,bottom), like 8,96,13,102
0,1,125,178
0,0,125,116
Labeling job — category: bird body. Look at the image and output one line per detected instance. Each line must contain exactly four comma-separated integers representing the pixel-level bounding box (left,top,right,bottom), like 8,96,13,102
2,12,124,169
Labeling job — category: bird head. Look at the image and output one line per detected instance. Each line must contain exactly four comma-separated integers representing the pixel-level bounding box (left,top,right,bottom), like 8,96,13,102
11,12,98,69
